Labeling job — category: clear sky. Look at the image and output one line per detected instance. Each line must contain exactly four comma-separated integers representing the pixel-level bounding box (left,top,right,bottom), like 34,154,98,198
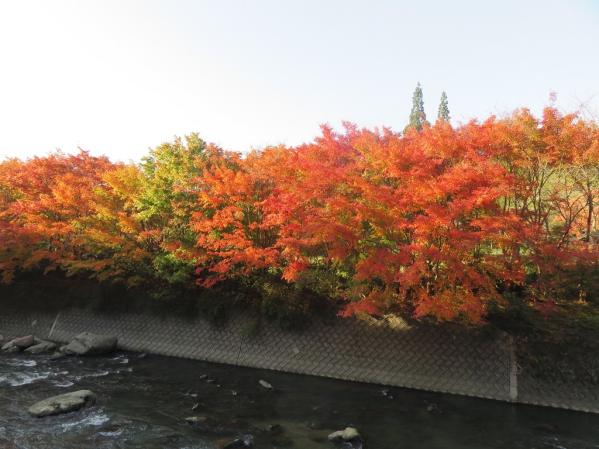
0,0,598,161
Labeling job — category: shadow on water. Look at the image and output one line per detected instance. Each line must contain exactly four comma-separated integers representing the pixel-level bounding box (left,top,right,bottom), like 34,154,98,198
1,352,599,449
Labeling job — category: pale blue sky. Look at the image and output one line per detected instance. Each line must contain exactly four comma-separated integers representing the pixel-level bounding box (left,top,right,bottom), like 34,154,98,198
0,0,598,161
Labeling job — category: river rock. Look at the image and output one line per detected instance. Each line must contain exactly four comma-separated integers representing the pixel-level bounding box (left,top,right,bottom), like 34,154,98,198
184,415,226,433
265,423,283,435
62,332,117,355
49,351,67,360
24,340,57,354
14,335,35,348
3,345,19,353
258,379,273,390
2,335,35,351
185,416,212,426
426,402,440,413
328,427,361,442
28,390,96,418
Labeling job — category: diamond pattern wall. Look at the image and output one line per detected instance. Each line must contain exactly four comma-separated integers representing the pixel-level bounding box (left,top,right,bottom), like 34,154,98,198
1,309,597,413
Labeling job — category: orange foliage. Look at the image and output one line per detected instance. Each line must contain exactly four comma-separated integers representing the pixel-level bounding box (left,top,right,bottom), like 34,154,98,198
1,107,598,323
0,152,114,282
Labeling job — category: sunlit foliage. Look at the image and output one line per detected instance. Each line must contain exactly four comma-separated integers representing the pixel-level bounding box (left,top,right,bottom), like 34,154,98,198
1,108,597,323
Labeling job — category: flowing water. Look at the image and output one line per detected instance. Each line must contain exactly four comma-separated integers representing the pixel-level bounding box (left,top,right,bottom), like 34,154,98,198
1,351,599,449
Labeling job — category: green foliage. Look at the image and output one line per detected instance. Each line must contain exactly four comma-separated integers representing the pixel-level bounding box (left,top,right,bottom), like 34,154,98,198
406,82,429,131
152,253,196,286
138,133,206,229
237,273,335,330
437,91,450,122
137,133,207,285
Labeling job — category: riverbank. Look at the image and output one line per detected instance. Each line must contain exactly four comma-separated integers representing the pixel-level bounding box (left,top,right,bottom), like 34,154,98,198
2,350,599,449
2,304,599,415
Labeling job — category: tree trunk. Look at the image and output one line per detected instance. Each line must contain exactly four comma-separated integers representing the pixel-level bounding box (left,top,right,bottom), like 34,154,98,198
586,193,594,244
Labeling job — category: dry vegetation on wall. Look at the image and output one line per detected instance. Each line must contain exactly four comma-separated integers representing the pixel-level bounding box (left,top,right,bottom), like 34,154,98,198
0,107,598,328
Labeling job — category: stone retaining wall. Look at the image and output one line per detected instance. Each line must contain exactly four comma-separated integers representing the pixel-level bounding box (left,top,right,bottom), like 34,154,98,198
2,309,598,414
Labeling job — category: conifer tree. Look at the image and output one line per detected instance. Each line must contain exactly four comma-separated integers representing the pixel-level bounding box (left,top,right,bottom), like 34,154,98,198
437,91,450,122
407,82,428,131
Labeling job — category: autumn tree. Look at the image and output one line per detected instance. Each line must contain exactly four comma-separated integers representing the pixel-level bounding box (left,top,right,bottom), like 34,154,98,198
0,152,115,282
490,107,599,303
570,130,599,244
191,146,284,287
0,107,597,323
136,133,208,285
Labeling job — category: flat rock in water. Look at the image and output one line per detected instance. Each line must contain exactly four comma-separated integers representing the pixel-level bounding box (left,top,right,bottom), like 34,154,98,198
3,345,19,354
2,335,35,351
258,379,273,390
28,390,96,418
24,341,57,354
62,332,117,355
328,427,361,442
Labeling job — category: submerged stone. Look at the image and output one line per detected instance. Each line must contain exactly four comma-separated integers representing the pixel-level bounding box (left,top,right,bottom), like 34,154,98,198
265,423,283,435
217,434,254,449
270,435,293,447
28,390,96,418
185,415,211,425
184,415,225,433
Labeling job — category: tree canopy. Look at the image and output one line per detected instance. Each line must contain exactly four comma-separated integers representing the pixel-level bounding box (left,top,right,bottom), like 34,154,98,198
1,107,598,323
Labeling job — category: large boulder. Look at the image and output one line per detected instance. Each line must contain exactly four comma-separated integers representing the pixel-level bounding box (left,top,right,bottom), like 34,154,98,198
2,335,35,352
24,340,57,354
62,332,117,356
28,390,96,418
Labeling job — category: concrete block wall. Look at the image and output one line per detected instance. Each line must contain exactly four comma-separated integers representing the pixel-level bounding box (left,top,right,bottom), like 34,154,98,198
1,309,597,413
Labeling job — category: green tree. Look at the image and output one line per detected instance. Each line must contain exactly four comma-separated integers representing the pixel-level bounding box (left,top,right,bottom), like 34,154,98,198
137,133,207,286
406,82,429,131
437,91,450,122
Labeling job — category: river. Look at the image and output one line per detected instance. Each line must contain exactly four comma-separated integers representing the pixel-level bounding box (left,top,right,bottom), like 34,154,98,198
1,351,598,448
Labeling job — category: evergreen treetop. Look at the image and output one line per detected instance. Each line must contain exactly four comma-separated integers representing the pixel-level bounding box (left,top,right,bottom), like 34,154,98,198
407,82,428,132
437,91,450,122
